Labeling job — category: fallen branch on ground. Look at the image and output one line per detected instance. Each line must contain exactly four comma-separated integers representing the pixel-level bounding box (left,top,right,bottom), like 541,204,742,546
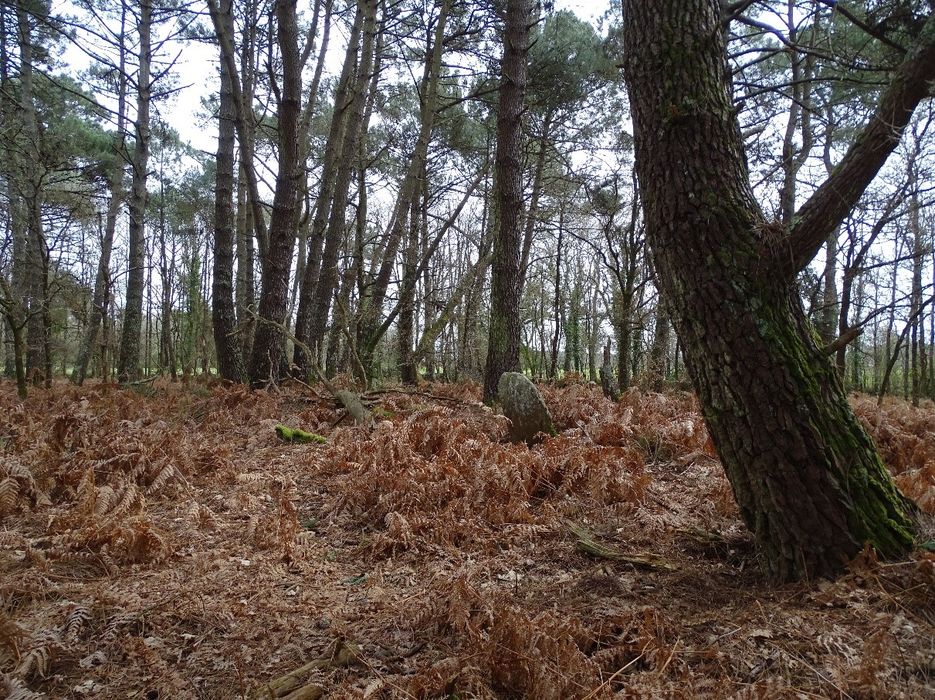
566,521,678,571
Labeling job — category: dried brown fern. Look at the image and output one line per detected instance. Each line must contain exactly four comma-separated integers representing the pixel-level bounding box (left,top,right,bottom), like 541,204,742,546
1,673,44,700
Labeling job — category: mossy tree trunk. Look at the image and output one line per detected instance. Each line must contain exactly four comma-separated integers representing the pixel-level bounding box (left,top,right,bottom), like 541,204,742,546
622,0,935,580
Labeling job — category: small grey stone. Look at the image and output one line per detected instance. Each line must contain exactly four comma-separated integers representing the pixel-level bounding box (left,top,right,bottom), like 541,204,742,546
497,372,556,443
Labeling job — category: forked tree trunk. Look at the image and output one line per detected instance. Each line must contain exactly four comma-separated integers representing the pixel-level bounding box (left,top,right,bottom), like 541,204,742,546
292,0,363,374
621,0,932,580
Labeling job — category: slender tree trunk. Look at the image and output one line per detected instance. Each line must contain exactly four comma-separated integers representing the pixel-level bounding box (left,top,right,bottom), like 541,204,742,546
420,182,436,380
647,301,669,390
909,191,923,407
817,105,839,350
356,0,449,382
600,340,619,401
519,112,552,290
852,273,865,390
0,6,13,381
6,174,27,387
235,0,258,361
212,0,245,382
292,1,364,372
549,220,563,379
306,0,379,361
483,0,533,403
458,185,491,381
622,0,926,580
614,295,631,388
74,11,127,385
777,0,815,226
235,159,256,358
398,190,420,384
117,0,152,383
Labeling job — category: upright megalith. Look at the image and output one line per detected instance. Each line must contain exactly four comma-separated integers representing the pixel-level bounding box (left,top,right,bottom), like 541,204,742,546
497,372,556,443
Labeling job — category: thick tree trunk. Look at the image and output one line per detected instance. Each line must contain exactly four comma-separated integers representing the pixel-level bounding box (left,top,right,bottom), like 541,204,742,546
622,0,924,580
247,0,302,386
212,0,245,382
16,0,49,386
483,0,533,403
117,0,152,383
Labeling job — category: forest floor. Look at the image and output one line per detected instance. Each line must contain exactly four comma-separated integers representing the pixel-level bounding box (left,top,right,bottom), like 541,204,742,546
0,378,933,699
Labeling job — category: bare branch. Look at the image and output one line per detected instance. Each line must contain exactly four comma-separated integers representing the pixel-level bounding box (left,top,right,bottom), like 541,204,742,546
778,13,935,277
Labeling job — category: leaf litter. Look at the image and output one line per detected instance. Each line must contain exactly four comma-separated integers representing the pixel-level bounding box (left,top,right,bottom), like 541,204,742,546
0,379,932,698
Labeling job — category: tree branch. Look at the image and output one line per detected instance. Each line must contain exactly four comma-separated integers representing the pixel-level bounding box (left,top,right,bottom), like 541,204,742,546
778,13,935,278
821,325,861,357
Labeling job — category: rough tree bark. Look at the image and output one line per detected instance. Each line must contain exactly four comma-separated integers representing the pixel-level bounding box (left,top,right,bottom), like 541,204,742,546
622,0,934,580
235,0,259,362
483,0,533,403
211,0,245,382
246,0,302,386
16,0,50,386
117,0,152,383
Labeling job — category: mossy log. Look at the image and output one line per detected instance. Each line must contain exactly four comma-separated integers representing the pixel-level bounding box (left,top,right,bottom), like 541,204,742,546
275,425,327,444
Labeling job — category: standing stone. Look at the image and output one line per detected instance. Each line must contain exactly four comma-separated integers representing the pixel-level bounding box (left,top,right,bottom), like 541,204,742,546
497,372,556,443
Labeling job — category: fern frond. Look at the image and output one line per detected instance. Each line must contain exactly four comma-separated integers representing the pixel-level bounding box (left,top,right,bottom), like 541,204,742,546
0,478,19,517
145,463,176,495
60,604,92,641
75,467,96,517
2,674,44,700
15,630,62,679
93,485,117,516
